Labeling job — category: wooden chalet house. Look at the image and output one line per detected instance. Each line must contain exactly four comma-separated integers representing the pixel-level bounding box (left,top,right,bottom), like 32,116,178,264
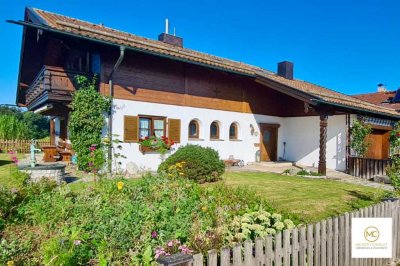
9,7,400,175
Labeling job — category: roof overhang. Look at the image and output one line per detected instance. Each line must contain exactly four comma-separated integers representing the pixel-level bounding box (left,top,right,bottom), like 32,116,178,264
7,19,255,78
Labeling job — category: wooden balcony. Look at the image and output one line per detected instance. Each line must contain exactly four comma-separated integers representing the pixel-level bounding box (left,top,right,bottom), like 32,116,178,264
25,66,91,110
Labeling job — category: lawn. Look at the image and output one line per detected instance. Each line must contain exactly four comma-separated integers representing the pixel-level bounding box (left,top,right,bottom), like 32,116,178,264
0,153,26,189
222,171,387,223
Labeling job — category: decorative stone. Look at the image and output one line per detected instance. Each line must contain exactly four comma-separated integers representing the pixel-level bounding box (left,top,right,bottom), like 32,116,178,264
18,164,66,185
125,162,139,175
156,253,193,266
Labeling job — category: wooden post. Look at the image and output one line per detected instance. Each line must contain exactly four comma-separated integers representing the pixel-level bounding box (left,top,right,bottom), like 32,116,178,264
318,115,328,175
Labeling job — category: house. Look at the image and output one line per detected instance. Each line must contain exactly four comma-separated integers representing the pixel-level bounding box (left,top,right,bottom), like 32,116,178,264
352,86,400,159
9,7,400,174
353,86,400,113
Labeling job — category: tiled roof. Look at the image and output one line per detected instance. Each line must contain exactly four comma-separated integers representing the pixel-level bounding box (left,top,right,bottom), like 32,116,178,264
353,91,400,113
25,8,400,118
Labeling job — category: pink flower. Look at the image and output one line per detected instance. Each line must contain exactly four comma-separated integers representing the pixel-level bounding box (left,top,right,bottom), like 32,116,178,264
73,240,81,246
151,231,157,238
178,245,193,254
88,162,93,167
167,241,173,247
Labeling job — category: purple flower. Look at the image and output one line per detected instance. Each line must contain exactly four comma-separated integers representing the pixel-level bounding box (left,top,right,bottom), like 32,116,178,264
73,240,81,246
88,162,93,167
151,231,157,238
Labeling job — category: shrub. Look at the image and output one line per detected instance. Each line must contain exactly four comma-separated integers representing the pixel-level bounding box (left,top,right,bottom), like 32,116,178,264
350,119,372,157
158,145,225,183
225,208,295,243
387,122,400,193
68,75,111,171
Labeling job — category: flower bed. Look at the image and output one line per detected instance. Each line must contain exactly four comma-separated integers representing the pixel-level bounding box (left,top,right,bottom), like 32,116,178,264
0,174,294,265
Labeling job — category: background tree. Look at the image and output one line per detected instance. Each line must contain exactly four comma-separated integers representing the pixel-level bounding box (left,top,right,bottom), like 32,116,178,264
0,106,49,140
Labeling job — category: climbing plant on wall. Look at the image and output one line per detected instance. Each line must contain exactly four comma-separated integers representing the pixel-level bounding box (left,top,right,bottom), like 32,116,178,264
350,119,372,157
68,75,111,171
387,122,400,193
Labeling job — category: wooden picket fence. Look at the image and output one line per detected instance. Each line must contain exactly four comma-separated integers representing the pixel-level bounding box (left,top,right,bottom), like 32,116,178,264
0,139,50,153
188,199,400,266
349,156,391,180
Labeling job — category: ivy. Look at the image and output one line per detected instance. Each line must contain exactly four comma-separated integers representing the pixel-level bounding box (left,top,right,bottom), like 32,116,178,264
68,76,111,171
387,122,400,193
350,119,372,158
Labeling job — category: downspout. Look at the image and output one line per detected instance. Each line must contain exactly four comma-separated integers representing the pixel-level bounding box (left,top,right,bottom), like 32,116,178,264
107,46,125,174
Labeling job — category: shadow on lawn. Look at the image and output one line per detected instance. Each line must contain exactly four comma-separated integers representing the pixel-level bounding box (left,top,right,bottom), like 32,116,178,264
345,189,376,209
0,160,12,167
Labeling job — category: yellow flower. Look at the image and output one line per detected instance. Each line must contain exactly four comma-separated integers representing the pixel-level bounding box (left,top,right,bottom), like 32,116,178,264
7,261,14,266
179,172,184,176
201,206,208,212
117,181,124,190
168,173,173,177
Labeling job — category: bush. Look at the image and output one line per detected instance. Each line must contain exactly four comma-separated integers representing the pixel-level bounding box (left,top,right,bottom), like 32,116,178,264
68,75,111,171
225,208,295,243
158,145,225,183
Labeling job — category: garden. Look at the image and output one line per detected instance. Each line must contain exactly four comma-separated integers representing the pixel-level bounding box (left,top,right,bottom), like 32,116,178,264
0,145,395,265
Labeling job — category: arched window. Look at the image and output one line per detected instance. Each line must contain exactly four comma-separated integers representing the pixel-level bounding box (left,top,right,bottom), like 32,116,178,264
188,120,199,139
229,123,238,140
210,121,220,139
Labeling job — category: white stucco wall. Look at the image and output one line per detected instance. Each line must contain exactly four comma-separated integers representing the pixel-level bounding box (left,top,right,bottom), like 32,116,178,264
281,115,348,171
112,99,285,171
112,99,350,172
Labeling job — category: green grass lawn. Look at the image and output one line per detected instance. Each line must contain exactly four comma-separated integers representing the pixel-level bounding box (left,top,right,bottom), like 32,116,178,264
0,153,27,189
222,171,388,223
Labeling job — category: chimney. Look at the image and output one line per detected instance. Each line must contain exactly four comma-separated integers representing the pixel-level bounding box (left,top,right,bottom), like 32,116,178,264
158,18,183,47
377,84,387,92
277,61,294,80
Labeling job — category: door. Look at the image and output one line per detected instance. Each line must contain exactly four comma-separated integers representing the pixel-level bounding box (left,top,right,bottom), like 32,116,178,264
366,129,390,159
260,124,279,161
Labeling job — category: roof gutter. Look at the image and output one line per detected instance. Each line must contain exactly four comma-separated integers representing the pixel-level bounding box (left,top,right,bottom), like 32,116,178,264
107,46,125,174
313,98,400,120
7,20,254,78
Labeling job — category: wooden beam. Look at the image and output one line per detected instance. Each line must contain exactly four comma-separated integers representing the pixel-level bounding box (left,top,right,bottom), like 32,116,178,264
318,115,328,175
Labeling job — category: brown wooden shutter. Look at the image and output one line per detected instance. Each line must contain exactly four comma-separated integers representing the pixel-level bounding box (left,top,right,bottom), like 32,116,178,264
124,116,138,143
168,118,181,143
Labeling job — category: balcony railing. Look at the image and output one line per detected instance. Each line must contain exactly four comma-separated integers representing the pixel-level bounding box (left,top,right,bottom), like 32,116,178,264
25,66,91,109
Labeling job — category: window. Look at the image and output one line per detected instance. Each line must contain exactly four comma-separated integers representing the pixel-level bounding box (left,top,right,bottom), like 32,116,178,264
210,121,220,139
139,116,166,139
188,120,199,139
229,123,238,140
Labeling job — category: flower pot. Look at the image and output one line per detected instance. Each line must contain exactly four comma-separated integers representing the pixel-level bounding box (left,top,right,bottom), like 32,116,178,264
139,145,170,154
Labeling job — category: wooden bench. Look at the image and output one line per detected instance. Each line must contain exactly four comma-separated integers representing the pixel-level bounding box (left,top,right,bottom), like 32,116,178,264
56,140,73,163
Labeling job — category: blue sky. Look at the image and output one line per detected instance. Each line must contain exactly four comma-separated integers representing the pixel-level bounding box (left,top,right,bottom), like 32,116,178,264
0,0,399,105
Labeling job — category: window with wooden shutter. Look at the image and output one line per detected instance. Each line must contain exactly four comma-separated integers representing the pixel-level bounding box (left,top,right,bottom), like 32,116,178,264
168,118,181,143
124,116,138,142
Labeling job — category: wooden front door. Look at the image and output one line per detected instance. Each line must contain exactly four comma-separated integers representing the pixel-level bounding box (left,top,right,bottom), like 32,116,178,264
366,129,390,159
260,124,279,161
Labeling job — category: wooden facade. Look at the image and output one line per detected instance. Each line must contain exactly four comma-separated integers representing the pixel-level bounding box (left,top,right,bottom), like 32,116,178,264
100,51,315,117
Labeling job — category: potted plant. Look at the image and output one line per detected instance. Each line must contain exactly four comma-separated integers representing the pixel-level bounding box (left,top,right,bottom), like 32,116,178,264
139,136,175,154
